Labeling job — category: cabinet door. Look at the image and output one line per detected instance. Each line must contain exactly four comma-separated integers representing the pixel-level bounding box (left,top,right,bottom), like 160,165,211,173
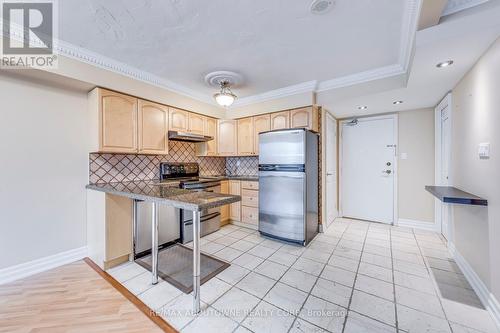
169,108,188,131
229,180,241,221
138,100,168,155
220,180,230,224
270,111,290,130
237,117,255,156
253,114,271,155
290,106,319,132
218,120,237,156
189,113,205,135
100,89,138,153
205,117,218,155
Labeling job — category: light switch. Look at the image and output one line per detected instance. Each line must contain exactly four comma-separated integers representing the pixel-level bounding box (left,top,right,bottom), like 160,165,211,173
400,152,408,160
478,143,490,159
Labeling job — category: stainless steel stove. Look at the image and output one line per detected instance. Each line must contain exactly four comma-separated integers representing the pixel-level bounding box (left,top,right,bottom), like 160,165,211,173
161,163,222,244
134,163,222,258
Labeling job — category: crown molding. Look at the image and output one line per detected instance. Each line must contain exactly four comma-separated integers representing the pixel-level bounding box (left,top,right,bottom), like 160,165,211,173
56,41,216,105
1,0,421,108
442,0,491,16
316,64,405,92
232,80,317,107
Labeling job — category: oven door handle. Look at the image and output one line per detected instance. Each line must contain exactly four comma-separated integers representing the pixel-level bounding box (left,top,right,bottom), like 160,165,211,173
183,212,220,226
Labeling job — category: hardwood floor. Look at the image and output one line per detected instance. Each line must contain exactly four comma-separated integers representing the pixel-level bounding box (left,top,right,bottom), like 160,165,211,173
0,259,176,333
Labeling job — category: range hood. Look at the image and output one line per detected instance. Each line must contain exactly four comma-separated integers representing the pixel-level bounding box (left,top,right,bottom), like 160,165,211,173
168,130,213,142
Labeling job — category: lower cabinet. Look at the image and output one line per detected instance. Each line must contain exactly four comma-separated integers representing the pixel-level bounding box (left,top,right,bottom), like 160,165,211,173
220,180,230,225
229,180,241,221
87,191,133,270
225,180,259,229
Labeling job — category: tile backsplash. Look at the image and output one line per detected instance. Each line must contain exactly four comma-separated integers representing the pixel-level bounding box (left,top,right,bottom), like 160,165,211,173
226,157,259,176
89,141,226,184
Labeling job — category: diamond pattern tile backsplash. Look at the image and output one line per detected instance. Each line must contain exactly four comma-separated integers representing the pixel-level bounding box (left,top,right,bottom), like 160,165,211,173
89,141,226,184
226,157,259,176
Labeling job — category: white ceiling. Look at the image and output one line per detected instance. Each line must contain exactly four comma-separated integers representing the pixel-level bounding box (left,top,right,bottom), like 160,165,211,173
54,0,500,113
321,0,500,118
58,0,412,101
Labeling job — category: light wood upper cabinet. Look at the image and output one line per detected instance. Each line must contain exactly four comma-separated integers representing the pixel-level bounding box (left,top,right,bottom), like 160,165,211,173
237,117,255,156
97,89,138,153
188,113,205,135
270,111,290,130
218,120,237,156
204,117,218,155
290,106,319,132
253,114,271,155
138,100,169,155
169,108,188,132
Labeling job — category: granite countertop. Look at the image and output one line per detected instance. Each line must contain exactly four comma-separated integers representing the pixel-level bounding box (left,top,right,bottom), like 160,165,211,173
86,181,241,211
201,175,259,181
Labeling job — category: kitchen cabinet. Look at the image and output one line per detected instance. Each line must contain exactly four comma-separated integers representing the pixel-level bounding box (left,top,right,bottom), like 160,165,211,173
92,88,138,153
138,100,169,155
87,190,133,270
290,106,319,132
169,108,189,132
195,117,218,156
220,180,230,225
218,120,238,156
188,113,205,135
237,117,255,156
240,181,259,227
253,114,270,155
270,111,290,130
229,180,241,221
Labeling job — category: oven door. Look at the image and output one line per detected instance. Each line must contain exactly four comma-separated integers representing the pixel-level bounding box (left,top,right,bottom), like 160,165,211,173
181,184,221,243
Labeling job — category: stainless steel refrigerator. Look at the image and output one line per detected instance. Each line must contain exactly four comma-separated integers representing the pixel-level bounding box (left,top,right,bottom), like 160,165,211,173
258,128,319,245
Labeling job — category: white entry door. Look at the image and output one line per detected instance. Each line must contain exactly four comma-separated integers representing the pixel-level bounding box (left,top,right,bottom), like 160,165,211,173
325,112,338,226
437,94,452,240
341,115,396,224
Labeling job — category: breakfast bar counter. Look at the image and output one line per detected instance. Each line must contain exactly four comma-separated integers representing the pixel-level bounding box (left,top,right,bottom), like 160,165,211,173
86,180,241,314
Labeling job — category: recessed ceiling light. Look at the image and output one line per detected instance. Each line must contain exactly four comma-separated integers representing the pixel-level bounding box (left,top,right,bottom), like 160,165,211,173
310,0,335,14
393,100,403,105
358,106,367,110
436,60,454,68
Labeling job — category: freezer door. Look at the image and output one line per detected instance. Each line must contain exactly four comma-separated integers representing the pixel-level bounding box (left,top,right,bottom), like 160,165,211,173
259,129,305,165
259,170,305,242
135,202,181,254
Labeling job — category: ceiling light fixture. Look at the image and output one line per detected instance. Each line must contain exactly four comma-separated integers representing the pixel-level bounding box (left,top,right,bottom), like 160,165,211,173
436,60,454,68
358,106,368,110
393,100,404,105
213,81,237,107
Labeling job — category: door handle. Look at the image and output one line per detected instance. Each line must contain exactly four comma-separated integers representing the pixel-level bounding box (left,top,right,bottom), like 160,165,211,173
327,173,334,176
382,170,392,174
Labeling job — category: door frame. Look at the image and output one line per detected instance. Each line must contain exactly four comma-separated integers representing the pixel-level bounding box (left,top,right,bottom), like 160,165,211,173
321,109,338,231
434,93,453,240
339,113,399,225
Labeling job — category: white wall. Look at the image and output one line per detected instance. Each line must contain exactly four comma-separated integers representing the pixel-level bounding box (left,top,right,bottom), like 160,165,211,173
398,108,435,223
0,73,89,269
450,36,500,298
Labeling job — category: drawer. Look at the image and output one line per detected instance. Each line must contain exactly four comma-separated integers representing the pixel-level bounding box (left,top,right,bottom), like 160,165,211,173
241,181,259,190
241,189,258,207
241,206,258,225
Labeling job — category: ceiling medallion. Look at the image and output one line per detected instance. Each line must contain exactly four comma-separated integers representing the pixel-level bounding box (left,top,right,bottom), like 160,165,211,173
205,71,243,107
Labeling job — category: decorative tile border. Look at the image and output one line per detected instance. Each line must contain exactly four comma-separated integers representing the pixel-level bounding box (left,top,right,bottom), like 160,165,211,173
89,141,226,184
226,157,259,176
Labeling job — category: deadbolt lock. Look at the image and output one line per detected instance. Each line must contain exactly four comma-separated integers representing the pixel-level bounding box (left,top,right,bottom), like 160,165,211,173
386,162,391,166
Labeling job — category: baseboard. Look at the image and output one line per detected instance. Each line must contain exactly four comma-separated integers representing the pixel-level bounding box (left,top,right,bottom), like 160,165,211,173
397,218,438,232
448,242,500,330
230,221,258,231
0,246,88,285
